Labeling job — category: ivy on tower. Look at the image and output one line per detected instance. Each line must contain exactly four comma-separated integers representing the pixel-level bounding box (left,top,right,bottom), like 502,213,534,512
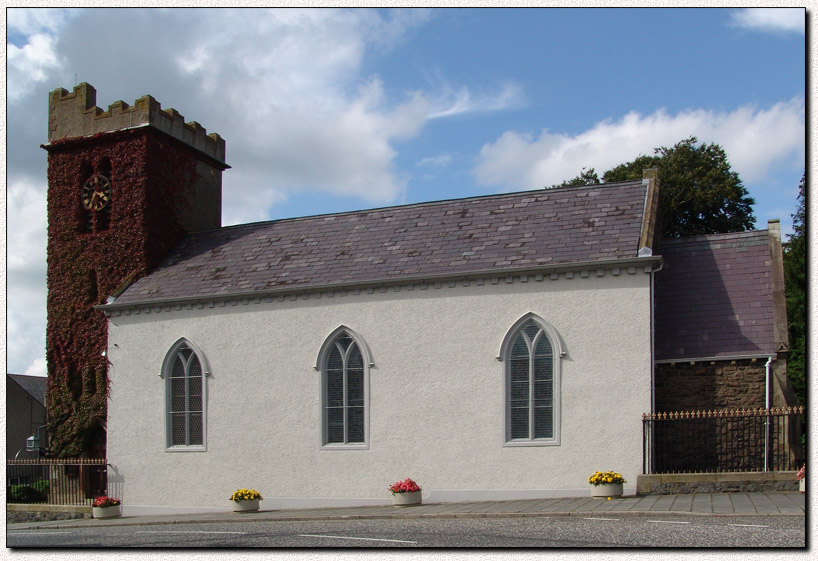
42,83,228,456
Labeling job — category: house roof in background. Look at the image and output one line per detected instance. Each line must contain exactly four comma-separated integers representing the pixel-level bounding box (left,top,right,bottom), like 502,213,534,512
114,180,651,306
7,374,47,407
654,230,776,361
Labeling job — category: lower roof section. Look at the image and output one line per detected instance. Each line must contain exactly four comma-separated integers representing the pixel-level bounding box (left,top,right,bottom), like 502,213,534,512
653,230,777,362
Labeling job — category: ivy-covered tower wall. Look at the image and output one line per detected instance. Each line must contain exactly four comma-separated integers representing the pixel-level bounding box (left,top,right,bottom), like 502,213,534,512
43,83,227,457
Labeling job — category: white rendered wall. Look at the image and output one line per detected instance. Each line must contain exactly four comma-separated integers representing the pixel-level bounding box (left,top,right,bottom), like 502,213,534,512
106,270,652,514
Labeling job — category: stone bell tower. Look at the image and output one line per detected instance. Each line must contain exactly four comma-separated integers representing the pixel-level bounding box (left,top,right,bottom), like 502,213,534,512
42,83,228,457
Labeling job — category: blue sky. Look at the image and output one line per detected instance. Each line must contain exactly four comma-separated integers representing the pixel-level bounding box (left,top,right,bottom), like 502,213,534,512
4,7,807,376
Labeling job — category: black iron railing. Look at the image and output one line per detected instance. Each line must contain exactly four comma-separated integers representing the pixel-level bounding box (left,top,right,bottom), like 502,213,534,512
643,407,805,474
6,458,108,505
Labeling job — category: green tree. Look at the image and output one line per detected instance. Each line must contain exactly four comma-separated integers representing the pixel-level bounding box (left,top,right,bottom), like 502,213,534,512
602,137,756,237
554,137,756,238
553,167,600,187
783,173,806,406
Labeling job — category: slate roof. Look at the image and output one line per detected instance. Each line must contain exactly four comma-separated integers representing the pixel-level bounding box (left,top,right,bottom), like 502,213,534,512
114,180,651,306
8,374,47,407
654,230,775,361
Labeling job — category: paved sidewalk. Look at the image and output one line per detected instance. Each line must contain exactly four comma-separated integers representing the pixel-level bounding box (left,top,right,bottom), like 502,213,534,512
8,492,805,530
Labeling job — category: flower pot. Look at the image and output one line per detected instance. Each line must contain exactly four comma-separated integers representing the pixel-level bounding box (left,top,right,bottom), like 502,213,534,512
799,479,805,493
591,483,623,498
392,491,422,506
231,498,260,512
92,505,122,519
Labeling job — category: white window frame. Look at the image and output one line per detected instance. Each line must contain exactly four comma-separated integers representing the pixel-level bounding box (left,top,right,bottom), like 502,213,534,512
499,313,565,447
315,326,372,450
160,338,210,452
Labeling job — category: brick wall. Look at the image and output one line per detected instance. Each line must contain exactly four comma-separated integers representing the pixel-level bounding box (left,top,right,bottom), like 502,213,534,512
655,360,766,412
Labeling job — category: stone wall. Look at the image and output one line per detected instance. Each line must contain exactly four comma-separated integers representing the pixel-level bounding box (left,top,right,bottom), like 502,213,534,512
655,359,766,412
637,472,799,495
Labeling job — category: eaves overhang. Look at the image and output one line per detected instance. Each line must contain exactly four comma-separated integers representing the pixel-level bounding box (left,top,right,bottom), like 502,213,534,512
655,353,777,365
96,255,663,315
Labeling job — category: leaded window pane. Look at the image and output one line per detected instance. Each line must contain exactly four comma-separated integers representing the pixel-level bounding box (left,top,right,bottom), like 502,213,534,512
510,407,529,439
188,377,202,402
171,356,185,378
326,407,344,443
347,369,364,408
523,322,540,340
326,376,344,410
533,380,553,405
188,357,202,378
347,406,365,443
533,405,554,439
188,413,203,445
171,379,186,410
170,413,186,446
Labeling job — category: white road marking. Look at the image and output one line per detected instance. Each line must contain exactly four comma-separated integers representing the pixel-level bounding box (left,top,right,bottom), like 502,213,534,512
728,524,769,528
648,520,690,524
584,517,620,521
10,531,73,535
137,530,246,535
300,533,417,544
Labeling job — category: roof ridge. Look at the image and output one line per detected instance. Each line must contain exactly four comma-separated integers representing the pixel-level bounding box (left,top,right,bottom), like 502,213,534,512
210,180,646,235
659,229,768,245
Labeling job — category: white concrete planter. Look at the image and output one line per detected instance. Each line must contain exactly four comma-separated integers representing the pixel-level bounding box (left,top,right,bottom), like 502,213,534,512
799,479,805,493
92,505,122,519
392,491,422,506
231,498,260,512
591,483,623,498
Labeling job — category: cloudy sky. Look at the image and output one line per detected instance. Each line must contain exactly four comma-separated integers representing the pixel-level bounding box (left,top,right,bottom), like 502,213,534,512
5,7,807,377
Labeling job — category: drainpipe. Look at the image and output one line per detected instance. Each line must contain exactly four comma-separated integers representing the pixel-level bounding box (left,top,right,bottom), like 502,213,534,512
764,356,774,471
647,257,663,476
649,258,664,415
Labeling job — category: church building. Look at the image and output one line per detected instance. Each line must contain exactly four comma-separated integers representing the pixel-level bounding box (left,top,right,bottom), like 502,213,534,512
43,84,795,515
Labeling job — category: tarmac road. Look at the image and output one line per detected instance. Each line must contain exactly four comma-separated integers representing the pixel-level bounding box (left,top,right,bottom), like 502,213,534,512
7,513,806,548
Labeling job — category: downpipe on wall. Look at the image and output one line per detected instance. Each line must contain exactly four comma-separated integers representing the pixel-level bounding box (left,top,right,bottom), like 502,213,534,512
764,355,774,471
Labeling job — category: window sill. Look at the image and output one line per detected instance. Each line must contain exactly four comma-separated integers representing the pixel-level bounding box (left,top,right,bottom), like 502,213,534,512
321,443,369,451
165,445,207,453
503,440,560,447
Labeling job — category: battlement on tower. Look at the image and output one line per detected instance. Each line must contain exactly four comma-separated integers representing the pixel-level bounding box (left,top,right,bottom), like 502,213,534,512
48,83,226,164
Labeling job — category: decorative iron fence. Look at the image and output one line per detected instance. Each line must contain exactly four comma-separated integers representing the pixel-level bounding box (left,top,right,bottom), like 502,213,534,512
643,407,805,474
6,458,108,505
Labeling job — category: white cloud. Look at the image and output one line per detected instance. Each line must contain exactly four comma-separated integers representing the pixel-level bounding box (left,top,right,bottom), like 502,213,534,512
473,98,806,191
427,81,524,119
7,33,62,103
158,8,437,219
24,359,48,378
7,7,78,37
729,8,805,34
417,154,452,169
6,179,48,376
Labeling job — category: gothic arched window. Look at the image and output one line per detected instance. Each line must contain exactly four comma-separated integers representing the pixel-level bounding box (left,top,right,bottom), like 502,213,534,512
500,314,564,446
162,339,208,450
316,327,371,448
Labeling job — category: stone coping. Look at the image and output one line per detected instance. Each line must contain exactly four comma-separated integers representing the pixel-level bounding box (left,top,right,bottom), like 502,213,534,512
7,503,92,514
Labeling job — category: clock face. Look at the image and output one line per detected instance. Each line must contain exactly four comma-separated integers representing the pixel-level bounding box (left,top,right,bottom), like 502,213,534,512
81,175,112,211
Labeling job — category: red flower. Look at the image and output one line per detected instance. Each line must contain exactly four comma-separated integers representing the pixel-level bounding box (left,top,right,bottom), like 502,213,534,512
93,496,121,508
389,477,421,494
